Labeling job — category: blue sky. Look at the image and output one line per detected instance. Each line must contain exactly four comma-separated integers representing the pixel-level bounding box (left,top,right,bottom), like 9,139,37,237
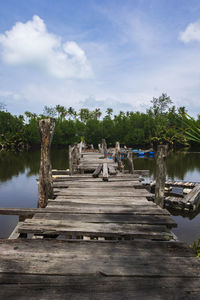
0,0,200,116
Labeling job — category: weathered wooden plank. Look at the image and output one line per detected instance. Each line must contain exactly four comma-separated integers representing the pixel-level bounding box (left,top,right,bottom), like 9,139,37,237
108,165,117,175
92,163,102,178
18,219,173,240
53,189,153,197
46,204,170,215
0,240,199,277
103,163,109,181
0,275,199,300
53,177,141,182
48,198,155,205
53,181,142,187
182,184,200,205
33,213,177,227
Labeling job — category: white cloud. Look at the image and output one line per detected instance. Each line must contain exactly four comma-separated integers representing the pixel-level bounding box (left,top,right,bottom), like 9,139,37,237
180,20,200,43
0,15,92,79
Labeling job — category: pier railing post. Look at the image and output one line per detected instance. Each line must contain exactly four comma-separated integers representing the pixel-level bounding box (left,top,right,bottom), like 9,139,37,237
127,150,134,174
38,118,56,208
155,145,168,208
116,142,124,173
69,145,73,175
102,139,107,158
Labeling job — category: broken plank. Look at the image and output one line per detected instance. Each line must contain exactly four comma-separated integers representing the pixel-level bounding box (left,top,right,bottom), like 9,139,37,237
92,163,102,178
103,163,109,181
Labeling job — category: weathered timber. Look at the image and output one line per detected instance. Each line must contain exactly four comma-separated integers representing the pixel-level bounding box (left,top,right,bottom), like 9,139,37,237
92,163,102,178
103,163,109,181
18,219,173,240
0,276,199,300
68,145,73,175
38,118,56,208
48,198,157,205
46,204,170,215
182,184,200,207
53,188,153,197
33,213,177,227
102,138,107,158
127,150,134,173
108,165,117,175
155,145,168,208
116,142,124,172
53,180,142,187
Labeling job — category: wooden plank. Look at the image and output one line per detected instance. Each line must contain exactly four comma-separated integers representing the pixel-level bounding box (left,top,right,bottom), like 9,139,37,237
46,204,170,215
18,219,173,240
48,198,155,205
0,240,199,277
103,163,109,181
92,163,102,178
108,165,117,175
53,177,141,182
0,239,192,257
53,181,142,187
53,189,153,197
33,213,177,227
0,275,199,300
182,184,200,204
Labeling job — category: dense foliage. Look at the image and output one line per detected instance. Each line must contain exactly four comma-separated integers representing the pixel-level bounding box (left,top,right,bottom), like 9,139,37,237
0,94,198,149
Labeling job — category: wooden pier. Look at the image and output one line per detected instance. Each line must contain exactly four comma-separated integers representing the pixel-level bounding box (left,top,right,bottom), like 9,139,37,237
0,148,200,298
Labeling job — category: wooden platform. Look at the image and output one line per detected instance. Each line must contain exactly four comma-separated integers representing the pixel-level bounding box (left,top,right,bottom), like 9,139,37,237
0,150,199,299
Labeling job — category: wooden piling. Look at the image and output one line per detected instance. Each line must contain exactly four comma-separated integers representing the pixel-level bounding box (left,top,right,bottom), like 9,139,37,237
116,142,124,173
38,118,56,208
127,151,134,174
69,145,73,175
102,139,107,158
155,145,168,208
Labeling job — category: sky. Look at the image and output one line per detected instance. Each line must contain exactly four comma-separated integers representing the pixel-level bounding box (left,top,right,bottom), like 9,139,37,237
0,0,200,116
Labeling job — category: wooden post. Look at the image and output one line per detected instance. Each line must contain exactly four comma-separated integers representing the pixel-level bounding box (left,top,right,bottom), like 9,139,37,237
102,139,107,158
69,145,73,175
155,145,168,208
127,151,134,174
38,118,56,208
116,142,124,173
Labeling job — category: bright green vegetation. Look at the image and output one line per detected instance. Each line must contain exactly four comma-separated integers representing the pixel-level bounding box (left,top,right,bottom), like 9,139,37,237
0,94,199,149
190,239,200,257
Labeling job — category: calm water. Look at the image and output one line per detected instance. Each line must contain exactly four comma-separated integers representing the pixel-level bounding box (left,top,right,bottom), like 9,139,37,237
0,148,199,244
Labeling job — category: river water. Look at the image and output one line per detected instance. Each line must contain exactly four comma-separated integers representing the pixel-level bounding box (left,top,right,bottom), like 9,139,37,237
0,148,199,244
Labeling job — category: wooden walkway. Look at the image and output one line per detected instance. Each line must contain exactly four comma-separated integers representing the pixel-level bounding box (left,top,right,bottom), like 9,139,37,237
0,151,199,299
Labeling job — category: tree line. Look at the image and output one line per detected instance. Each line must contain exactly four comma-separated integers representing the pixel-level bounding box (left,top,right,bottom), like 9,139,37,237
0,94,199,150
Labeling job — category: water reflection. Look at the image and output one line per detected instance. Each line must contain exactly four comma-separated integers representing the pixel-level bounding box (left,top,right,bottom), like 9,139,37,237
0,148,68,238
134,150,200,182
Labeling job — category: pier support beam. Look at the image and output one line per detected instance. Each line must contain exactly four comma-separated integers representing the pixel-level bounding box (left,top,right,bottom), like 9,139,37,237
116,142,124,173
155,145,168,208
102,139,107,158
38,118,56,208
127,150,134,174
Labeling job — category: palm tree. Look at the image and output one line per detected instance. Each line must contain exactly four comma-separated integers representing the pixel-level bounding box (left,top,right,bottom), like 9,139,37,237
68,107,77,119
106,108,113,118
79,108,90,123
183,114,200,143
56,105,67,120
93,108,102,119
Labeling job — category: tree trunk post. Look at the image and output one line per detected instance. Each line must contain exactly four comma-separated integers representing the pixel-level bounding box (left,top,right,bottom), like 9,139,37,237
69,145,73,175
155,145,168,208
38,118,56,208
116,142,124,173
127,150,134,174
102,139,107,158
